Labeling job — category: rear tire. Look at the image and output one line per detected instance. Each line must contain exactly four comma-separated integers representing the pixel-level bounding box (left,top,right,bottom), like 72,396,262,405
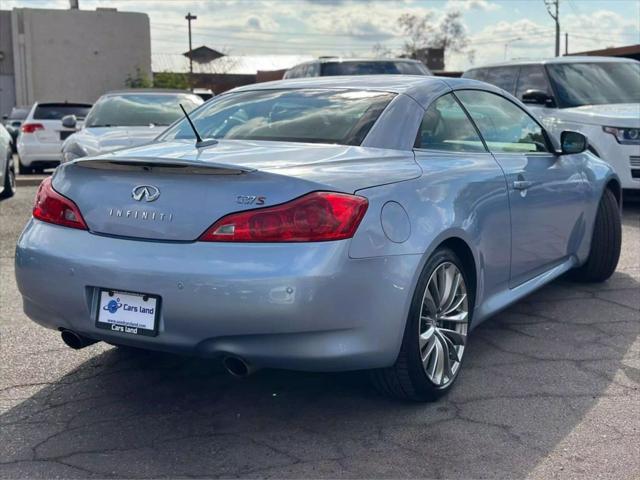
572,189,621,282
370,247,472,401
18,159,32,175
0,155,15,199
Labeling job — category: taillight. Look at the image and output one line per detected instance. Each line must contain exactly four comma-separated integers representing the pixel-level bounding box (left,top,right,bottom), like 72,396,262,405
21,123,44,134
33,177,88,230
199,192,368,242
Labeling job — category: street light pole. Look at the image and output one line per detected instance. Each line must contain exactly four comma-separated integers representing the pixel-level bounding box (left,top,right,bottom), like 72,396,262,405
185,12,197,79
504,37,522,60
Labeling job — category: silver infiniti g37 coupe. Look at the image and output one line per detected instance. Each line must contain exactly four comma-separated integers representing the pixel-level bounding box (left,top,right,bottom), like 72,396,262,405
16,76,622,401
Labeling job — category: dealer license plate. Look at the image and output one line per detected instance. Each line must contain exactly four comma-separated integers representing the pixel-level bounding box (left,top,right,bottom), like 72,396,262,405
96,289,159,336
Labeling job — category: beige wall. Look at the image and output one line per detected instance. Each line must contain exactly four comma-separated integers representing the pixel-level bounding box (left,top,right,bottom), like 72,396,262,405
11,8,151,105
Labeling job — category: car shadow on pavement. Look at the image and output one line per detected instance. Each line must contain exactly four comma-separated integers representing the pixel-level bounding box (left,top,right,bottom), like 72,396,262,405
0,272,638,479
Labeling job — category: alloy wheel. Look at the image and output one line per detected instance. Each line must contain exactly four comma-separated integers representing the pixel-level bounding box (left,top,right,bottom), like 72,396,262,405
418,261,469,387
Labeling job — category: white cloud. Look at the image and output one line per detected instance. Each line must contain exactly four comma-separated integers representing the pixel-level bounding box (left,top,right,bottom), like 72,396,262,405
3,0,638,71
445,7,640,71
562,9,640,52
453,0,501,12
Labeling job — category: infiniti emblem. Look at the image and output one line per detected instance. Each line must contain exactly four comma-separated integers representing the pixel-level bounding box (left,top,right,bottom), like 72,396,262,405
132,185,160,202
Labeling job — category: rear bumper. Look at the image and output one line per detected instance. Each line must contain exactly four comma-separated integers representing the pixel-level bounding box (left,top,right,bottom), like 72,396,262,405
15,220,421,371
17,140,62,165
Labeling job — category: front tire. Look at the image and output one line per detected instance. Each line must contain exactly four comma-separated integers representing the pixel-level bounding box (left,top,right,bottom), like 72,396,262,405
572,189,621,283
370,248,471,401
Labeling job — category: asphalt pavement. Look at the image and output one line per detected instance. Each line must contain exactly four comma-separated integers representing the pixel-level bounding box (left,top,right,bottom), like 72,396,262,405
1,185,638,479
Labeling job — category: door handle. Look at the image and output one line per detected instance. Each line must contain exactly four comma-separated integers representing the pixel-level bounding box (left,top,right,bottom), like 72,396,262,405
513,180,533,190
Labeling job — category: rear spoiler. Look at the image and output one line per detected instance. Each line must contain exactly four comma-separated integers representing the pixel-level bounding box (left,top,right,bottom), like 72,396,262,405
73,157,255,175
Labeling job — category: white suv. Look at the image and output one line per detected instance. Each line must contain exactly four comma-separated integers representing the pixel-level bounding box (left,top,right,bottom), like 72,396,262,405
0,124,15,198
463,56,640,191
17,102,91,174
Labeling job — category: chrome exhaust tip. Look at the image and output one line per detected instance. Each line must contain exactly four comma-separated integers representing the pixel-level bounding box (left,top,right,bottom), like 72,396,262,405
60,330,98,350
222,355,256,378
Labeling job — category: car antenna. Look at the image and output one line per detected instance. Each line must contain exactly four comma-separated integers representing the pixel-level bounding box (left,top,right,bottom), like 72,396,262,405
179,104,217,148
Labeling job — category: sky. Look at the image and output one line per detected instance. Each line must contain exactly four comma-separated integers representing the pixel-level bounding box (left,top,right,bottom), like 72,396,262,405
3,0,640,70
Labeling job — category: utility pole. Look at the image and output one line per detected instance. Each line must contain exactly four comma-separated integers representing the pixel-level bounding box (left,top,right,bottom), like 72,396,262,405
544,0,560,57
185,12,197,78
565,32,569,55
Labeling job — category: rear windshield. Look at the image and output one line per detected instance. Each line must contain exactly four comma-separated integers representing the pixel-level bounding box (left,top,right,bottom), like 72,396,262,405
9,108,29,120
84,93,202,128
159,89,395,146
322,61,429,76
33,103,92,120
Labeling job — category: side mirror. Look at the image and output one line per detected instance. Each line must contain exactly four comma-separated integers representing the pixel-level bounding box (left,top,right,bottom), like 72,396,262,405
61,115,77,129
560,131,588,155
521,89,556,107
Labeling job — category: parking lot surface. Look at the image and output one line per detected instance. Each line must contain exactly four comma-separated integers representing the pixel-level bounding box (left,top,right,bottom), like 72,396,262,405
1,185,638,479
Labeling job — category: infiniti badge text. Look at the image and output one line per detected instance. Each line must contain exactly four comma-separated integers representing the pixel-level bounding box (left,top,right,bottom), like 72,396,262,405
108,209,173,222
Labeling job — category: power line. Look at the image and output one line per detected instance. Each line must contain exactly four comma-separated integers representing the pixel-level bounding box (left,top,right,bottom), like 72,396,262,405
152,24,555,47
152,21,558,42
152,21,399,39
151,35,399,51
149,27,562,58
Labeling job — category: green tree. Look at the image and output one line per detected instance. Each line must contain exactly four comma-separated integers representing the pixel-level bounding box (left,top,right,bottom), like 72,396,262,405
397,11,475,64
124,67,152,88
152,72,190,90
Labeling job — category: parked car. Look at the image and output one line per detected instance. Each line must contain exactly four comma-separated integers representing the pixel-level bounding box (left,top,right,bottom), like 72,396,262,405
17,102,92,173
16,76,621,401
192,88,214,101
2,106,30,153
61,90,203,163
0,124,15,198
284,58,431,78
463,56,640,190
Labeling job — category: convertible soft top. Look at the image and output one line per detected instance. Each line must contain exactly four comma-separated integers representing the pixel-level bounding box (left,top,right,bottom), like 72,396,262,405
229,75,496,108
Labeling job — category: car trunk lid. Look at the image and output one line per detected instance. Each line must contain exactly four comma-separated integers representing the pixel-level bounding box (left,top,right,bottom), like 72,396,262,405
53,139,420,241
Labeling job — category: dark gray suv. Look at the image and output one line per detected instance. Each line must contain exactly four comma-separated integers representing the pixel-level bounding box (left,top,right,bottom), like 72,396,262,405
284,58,431,78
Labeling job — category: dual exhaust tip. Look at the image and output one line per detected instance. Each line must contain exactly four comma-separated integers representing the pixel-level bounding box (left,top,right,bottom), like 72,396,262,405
60,330,256,377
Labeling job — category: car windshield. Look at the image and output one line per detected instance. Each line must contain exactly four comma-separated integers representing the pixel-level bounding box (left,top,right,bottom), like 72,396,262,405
158,89,395,146
33,103,91,120
84,93,202,128
546,62,640,108
321,61,428,76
